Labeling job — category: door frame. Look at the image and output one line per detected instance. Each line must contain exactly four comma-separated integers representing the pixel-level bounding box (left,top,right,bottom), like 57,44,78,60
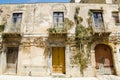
91,42,115,75
5,46,19,74
48,46,66,75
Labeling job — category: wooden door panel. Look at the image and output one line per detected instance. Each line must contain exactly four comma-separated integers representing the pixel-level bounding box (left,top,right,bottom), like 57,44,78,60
52,47,65,73
52,47,59,66
95,44,114,74
59,47,65,73
95,44,113,68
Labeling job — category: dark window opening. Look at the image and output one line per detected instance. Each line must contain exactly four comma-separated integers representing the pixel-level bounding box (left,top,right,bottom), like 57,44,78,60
53,12,64,28
12,13,22,24
80,0,106,3
113,0,120,4
92,12,104,28
112,12,119,24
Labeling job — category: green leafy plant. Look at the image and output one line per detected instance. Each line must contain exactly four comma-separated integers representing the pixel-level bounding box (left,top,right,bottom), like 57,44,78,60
73,7,110,76
64,18,74,30
48,27,56,33
48,18,74,34
0,24,5,32
73,7,92,76
2,33,21,38
74,51,88,75
48,27,66,34
70,0,75,3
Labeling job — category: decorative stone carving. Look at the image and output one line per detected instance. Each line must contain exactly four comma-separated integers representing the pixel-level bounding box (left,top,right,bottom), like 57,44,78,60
13,4,25,11
34,37,45,47
52,4,67,14
109,33,120,44
21,37,45,47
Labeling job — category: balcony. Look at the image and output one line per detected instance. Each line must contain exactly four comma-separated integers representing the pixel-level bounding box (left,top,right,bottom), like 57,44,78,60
48,24,67,42
4,22,21,33
2,32,22,46
2,21,22,45
92,22,111,34
92,22,105,32
48,27,67,34
48,23,67,34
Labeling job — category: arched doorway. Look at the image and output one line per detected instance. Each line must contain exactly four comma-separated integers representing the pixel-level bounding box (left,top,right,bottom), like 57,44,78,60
95,44,114,75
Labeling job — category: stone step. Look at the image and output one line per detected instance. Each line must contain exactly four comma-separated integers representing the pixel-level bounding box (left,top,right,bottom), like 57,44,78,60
0,75,120,80
4,68,16,75
96,67,114,75
97,75,120,80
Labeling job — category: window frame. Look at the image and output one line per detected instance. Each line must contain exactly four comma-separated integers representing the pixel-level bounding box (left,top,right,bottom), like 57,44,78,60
53,12,64,28
112,11,120,24
92,11,104,28
12,13,22,24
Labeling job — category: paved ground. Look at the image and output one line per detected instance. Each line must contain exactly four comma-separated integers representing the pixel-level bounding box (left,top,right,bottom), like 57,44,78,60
0,75,120,80
96,75,120,80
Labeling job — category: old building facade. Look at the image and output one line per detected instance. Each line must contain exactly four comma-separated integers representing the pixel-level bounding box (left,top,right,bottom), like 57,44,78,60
0,0,120,77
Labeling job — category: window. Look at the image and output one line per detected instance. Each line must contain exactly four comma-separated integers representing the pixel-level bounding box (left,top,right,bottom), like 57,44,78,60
113,0,120,4
12,13,22,24
93,12,104,27
112,12,119,24
119,49,120,54
53,12,64,28
81,0,105,3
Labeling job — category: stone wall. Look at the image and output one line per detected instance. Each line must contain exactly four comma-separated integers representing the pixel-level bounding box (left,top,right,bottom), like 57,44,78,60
0,3,120,77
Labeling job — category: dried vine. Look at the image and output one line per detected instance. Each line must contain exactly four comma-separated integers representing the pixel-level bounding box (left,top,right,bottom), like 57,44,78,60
74,7,92,76
48,18,74,34
0,24,5,32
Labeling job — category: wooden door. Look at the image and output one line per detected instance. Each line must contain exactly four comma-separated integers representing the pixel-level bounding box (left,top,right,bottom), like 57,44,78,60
52,47,65,74
7,47,18,74
95,44,114,75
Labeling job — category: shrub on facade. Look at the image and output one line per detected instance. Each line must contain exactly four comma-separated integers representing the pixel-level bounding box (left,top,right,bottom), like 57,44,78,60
74,7,92,76
0,24,5,32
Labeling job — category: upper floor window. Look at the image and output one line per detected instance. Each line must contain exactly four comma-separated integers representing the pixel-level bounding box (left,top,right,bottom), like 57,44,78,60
12,13,22,24
92,12,104,28
113,0,120,4
80,0,105,3
53,12,64,28
112,12,119,24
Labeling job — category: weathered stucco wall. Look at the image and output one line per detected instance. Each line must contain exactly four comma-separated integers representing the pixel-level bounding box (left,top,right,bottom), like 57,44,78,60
0,3,120,34
0,3,120,77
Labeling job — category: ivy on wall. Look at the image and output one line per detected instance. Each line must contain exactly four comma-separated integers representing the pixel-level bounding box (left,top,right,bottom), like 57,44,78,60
0,24,5,32
64,18,74,31
48,18,74,34
73,7,92,76
73,7,111,76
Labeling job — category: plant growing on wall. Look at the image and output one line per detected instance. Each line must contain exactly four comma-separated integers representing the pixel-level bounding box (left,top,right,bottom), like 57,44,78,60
64,18,74,31
48,18,74,34
0,24,5,32
70,0,75,3
73,7,92,76
87,10,110,42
